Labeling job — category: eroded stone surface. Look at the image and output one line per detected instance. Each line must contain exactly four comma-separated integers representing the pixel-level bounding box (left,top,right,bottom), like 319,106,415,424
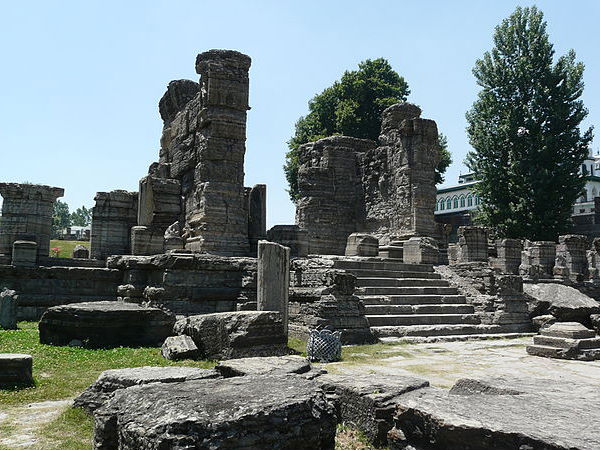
216,355,311,377
523,283,600,324
161,335,199,361
0,353,33,386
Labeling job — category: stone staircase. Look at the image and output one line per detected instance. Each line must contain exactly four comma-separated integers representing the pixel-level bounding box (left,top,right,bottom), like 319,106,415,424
331,258,529,341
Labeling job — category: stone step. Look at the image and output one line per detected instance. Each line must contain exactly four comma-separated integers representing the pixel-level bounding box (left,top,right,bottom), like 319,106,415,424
355,278,449,288
533,335,600,350
372,324,509,338
359,286,458,296
358,294,468,305
380,332,535,344
348,269,442,279
332,259,433,273
366,313,481,327
364,304,475,315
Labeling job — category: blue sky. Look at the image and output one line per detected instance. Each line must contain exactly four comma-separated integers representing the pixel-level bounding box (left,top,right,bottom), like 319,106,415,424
0,1,598,227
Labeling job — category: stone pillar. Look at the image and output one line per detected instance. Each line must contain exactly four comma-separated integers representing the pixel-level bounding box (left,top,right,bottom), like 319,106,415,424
519,241,556,281
403,237,439,264
345,233,379,257
0,183,64,258
90,190,138,260
247,184,267,256
12,241,37,267
587,237,600,281
131,226,165,256
457,226,488,262
493,239,523,274
491,275,531,329
266,225,308,257
184,50,252,256
257,241,290,334
0,288,18,330
554,234,589,283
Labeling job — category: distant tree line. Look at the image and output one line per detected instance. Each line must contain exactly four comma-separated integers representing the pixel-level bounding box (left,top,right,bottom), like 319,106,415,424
51,201,92,238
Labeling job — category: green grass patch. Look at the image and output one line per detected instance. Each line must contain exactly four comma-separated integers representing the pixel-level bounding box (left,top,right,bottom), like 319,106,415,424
0,322,215,407
287,337,307,356
48,240,90,258
341,341,413,364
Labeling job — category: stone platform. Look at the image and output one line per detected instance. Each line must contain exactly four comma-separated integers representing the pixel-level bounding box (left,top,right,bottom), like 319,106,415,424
38,301,175,348
0,353,33,386
526,322,600,361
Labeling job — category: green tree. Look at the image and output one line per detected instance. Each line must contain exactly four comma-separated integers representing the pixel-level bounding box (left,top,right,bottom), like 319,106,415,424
70,206,91,227
436,133,452,185
466,6,593,240
52,200,71,238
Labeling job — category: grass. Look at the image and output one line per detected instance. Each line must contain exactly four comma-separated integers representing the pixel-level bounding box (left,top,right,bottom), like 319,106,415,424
37,407,94,450
335,423,379,450
48,240,90,258
0,322,215,406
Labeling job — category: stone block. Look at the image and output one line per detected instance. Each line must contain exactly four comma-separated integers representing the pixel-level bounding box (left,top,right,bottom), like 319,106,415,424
527,322,600,360
591,314,600,334
345,233,379,257
72,244,89,259
174,311,289,360
554,234,589,283
216,355,311,377
523,283,600,324
402,237,439,264
257,241,290,334
247,184,267,256
531,314,556,331
38,301,175,348
130,226,164,255
0,288,18,329
93,375,337,450
493,238,522,274
161,335,199,360
0,353,33,386
457,226,488,262
267,225,308,257
12,240,37,267
519,240,556,280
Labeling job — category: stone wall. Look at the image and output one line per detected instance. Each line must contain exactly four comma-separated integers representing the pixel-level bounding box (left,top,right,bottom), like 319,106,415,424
90,190,138,260
0,183,64,259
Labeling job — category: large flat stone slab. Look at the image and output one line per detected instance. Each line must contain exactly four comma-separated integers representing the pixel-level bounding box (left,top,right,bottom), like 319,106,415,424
93,375,337,450
388,376,600,450
38,301,175,348
216,355,311,377
0,353,33,386
523,283,600,324
74,366,218,413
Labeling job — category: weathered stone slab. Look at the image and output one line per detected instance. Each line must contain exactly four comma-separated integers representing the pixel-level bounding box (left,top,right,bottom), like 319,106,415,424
531,314,556,331
216,355,311,377
93,375,337,450
0,353,33,386
257,240,290,333
345,233,379,257
540,321,596,340
266,225,308,257
74,366,218,413
388,376,600,450
38,301,175,348
161,335,199,360
318,373,429,447
0,288,18,329
174,311,289,360
523,283,600,324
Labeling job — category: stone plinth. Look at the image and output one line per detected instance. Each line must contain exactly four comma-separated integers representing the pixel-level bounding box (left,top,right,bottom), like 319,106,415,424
257,241,290,334
403,237,439,264
173,311,289,360
554,234,589,283
0,353,33,385
38,301,175,348
0,183,64,258
247,184,267,256
72,244,89,259
90,190,138,260
12,240,37,267
0,288,18,329
345,233,379,257
267,225,308,257
457,226,488,262
519,241,556,281
526,322,600,361
493,238,522,274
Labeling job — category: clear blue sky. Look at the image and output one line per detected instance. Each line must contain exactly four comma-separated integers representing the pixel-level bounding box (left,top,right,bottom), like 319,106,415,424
0,1,597,227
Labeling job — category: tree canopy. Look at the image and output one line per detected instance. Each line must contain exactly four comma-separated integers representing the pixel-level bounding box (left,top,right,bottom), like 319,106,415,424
52,200,70,238
284,58,451,202
71,206,91,227
466,6,593,241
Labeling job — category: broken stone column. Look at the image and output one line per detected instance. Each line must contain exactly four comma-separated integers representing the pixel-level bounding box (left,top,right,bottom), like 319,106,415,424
345,233,379,257
554,234,589,283
266,225,308,257
403,237,439,264
457,226,488,262
12,241,38,267
519,241,557,281
0,288,18,330
0,183,64,258
247,184,267,256
90,190,138,260
491,275,531,329
493,238,523,274
257,241,290,334
588,238,600,281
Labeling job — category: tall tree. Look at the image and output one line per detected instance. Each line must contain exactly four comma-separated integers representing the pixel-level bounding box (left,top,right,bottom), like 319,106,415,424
466,6,593,240
52,200,71,238
284,58,452,202
70,206,91,227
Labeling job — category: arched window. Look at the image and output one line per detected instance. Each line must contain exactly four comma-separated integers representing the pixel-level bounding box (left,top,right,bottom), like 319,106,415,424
453,196,459,208
580,190,588,203
475,195,480,206
467,194,473,207
459,195,465,207
440,199,445,211
435,201,438,211
446,198,452,209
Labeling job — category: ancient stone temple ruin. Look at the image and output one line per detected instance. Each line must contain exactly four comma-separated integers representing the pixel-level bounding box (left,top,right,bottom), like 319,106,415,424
295,102,440,255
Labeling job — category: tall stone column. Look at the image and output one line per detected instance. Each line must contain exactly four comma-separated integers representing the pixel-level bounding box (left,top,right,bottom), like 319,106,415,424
247,184,267,256
257,241,290,334
0,183,64,258
184,50,251,256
